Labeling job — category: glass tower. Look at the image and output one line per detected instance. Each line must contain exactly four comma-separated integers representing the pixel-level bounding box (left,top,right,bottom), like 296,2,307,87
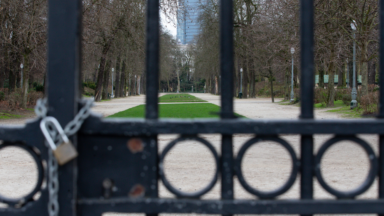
177,0,201,44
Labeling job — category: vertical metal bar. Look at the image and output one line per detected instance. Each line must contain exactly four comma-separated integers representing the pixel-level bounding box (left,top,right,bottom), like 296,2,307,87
47,0,82,215
379,2,384,216
145,1,159,216
379,0,384,117
145,0,160,120
220,0,234,216
300,1,314,216
300,0,314,119
220,0,234,118
380,136,384,216
300,135,313,199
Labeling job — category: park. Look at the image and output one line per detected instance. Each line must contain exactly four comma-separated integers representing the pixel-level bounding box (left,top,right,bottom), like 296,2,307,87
1,0,384,215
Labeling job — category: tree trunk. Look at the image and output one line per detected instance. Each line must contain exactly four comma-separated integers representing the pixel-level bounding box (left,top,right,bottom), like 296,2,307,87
120,61,126,97
338,67,343,88
16,67,21,89
341,64,346,87
137,75,141,95
319,65,325,88
327,61,335,107
115,56,121,97
243,60,248,98
248,57,255,98
95,44,112,101
8,57,16,94
176,71,180,93
95,56,106,101
368,61,376,85
21,53,30,108
284,68,289,100
215,76,218,95
270,74,274,103
102,60,111,100
0,43,6,89
294,66,298,88
361,61,368,95
167,79,170,92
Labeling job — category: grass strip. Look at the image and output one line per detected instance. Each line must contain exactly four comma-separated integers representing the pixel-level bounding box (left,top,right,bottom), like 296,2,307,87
326,106,365,118
0,112,22,120
108,103,245,118
314,100,344,108
159,94,207,103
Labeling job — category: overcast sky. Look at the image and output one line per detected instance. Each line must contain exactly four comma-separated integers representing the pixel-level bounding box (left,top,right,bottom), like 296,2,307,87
161,10,177,38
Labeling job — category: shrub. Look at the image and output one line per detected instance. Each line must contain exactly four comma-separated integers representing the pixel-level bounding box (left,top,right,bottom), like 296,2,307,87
0,91,4,102
7,89,23,110
334,89,344,101
28,91,43,106
258,88,265,95
33,82,44,92
84,91,94,97
83,81,96,90
342,94,351,106
293,88,300,104
314,88,328,105
360,91,379,115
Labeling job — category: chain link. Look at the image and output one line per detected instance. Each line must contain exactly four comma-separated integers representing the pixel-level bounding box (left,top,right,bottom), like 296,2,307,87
35,98,93,216
64,99,94,136
35,98,48,118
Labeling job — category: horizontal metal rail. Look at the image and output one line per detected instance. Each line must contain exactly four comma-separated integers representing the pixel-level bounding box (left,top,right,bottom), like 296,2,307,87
2,117,384,140
76,198,384,214
74,115,384,135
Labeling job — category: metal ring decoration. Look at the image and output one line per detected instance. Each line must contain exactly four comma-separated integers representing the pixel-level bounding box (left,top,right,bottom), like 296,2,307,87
235,136,299,199
315,136,378,198
159,136,219,198
0,142,44,206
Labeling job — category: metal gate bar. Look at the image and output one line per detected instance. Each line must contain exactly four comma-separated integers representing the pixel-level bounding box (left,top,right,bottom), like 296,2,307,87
299,2,314,216
145,2,160,216
47,0,82,215
220,0,234,216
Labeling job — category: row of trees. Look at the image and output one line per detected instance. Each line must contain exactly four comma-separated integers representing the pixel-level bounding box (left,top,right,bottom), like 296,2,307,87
0,0,183,105
2,0,377,107
192,0,379,106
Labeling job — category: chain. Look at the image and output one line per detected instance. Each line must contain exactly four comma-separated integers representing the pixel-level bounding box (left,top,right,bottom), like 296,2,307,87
47,148,59,216
64,99,94,136
35,98,93,216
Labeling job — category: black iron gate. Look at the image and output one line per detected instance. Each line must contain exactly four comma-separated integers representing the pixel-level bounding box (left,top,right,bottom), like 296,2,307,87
2,0,384,215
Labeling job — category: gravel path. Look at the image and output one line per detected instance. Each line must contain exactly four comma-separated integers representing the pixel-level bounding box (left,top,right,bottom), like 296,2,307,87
0,93,378,216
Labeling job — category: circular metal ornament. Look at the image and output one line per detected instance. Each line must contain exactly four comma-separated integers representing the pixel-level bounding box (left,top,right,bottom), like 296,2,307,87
159,136,219,198
315,136,377,198
235,136,299,199
0,143,44,206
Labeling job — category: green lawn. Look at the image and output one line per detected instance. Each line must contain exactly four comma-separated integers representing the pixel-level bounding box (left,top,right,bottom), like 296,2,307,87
159,94,207,103
0,112,22,120
108,103,245,118
314,100,344,108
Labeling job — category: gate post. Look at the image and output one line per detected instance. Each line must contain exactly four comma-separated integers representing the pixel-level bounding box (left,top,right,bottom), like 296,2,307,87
47,0,82,215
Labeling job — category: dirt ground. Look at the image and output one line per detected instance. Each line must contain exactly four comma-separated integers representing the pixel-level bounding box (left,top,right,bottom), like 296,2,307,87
0,93,378,215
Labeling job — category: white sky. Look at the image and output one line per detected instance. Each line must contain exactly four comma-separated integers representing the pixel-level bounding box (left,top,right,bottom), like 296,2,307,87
161,10,177,38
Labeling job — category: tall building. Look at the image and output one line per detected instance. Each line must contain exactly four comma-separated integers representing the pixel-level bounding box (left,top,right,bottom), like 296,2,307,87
176,0,202,44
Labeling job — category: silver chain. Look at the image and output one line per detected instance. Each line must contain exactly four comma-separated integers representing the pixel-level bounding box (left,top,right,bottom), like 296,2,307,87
47,148,59,216
35,98,94,216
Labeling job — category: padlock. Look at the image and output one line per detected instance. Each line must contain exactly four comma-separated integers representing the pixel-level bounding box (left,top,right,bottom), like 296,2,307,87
40,117,78,165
